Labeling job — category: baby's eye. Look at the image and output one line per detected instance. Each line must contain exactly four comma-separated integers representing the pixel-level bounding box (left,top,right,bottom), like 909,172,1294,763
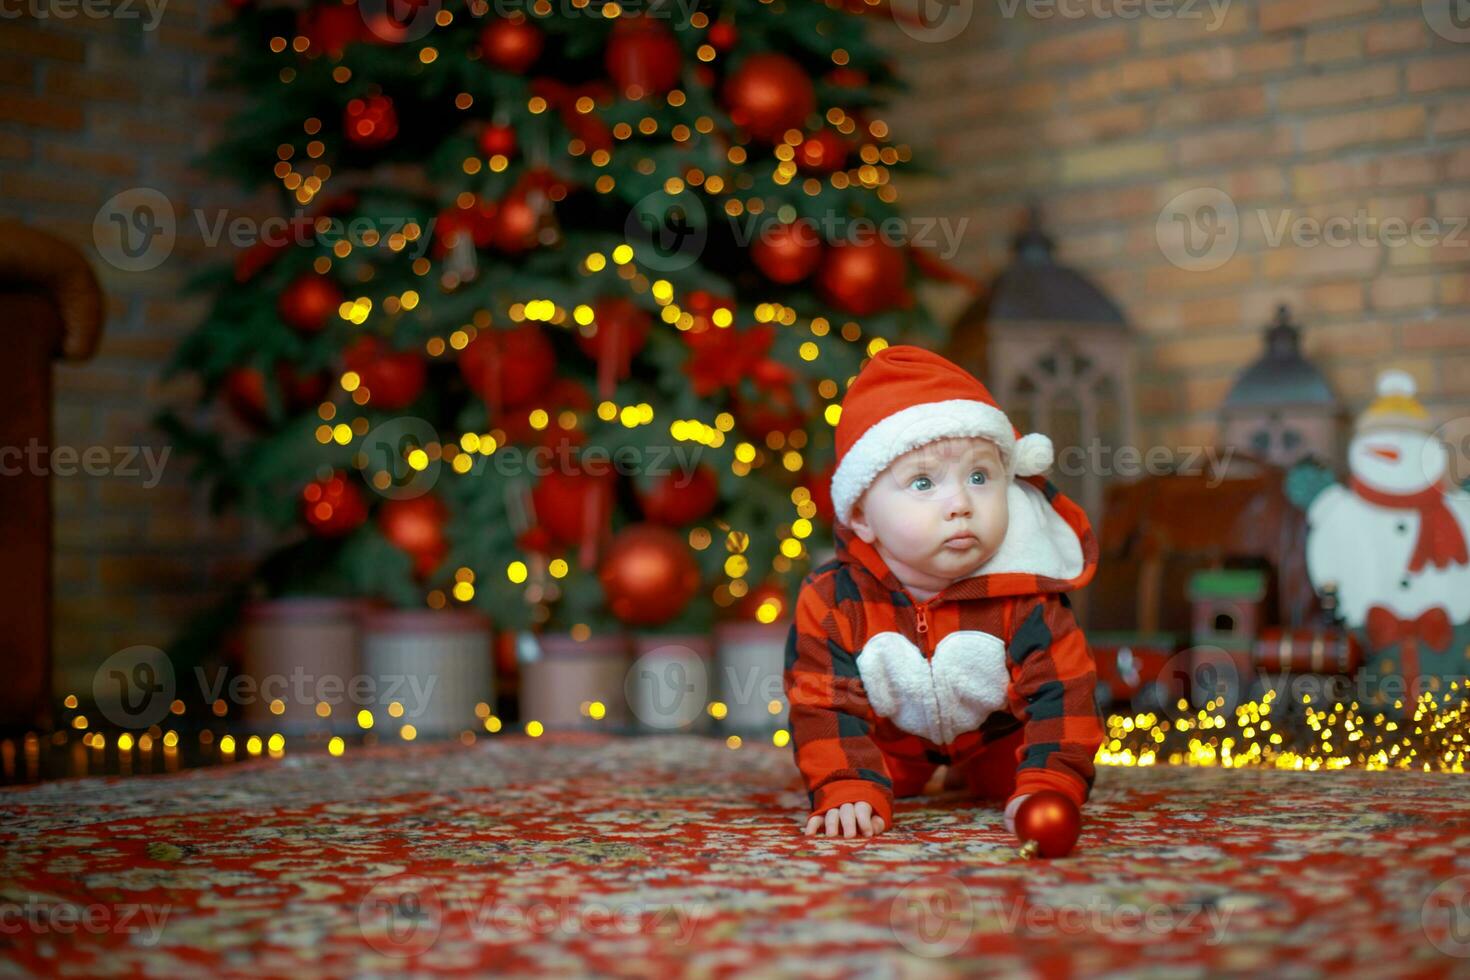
969,470,988,485
909,476,933,492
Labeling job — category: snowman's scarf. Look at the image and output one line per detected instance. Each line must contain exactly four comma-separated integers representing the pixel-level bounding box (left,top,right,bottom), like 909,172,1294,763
1349,478,1469,573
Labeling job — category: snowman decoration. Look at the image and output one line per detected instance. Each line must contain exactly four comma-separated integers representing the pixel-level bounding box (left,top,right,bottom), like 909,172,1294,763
1292,370,1470,699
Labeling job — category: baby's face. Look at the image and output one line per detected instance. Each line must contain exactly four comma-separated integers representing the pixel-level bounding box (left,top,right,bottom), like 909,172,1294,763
848,436,1009,594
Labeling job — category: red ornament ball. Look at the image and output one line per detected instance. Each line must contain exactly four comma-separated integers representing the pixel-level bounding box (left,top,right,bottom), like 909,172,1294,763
636,464,720,526
223,364,329,428
491,189,546,254
734,581,788,622
722,53,816,143
816,238,909,317
379,495,448,578
605,18,682,98
798,128,848,173
751,220,823,284
458,324,556,409
707,20,737,51
532,469,615,548
343,336,425,410
480,17,543,73
498,377,592,450
344,95,398,147
478,122,517,159
734,386,805,441
279,274,342,333
577,296,652,380
300,3,363,57
1014,790,1081,859
599,524,701,627
302,472,368,537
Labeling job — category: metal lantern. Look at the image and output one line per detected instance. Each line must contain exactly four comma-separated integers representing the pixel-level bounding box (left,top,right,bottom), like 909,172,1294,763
948,204,1135,523
1220,304,1343,469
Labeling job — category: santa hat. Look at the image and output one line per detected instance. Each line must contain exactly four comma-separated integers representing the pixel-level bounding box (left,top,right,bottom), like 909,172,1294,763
829,345,1053,526
1358,369,1433,434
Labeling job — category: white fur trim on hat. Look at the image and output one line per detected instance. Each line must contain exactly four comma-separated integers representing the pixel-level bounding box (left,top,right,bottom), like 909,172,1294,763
832,398,1052,525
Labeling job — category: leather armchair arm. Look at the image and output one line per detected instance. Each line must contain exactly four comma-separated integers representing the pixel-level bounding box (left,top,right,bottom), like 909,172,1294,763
0,219,105,361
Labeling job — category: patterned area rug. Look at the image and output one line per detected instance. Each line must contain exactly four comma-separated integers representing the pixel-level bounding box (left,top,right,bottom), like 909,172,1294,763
3,733,1469,978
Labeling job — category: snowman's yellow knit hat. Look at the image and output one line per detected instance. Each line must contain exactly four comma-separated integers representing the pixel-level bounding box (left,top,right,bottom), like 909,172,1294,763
1358,369,1433,434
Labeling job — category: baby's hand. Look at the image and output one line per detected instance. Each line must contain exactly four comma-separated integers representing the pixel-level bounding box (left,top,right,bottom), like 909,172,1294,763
803,801,887,839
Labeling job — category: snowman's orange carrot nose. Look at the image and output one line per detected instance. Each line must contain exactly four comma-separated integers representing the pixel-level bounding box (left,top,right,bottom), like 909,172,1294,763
1368,444,1401,462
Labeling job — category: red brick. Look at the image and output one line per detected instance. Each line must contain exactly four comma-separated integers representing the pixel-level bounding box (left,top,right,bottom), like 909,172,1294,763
1260,0,1381,32
1026,24,1129,68
1408,57,1470,94
1176,125,1292,168
1235,39,1297,75
1371,274,1436,310
1365,18,1428,54
1137,3,1251,48
0,94,83,130
1157,85,1267,127
1300,106,1426,154
1303,27,1364,64
1401,318,1470,351
1040,105,1151,147
0,132,30,162
0,27,85,62
1277,65,1399,111
44,66,143,103
1171,47,1236,86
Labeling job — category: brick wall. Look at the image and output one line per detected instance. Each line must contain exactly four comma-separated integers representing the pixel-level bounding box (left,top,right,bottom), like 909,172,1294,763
883,0,1470,452
1,7,263,696
4,1,1469,695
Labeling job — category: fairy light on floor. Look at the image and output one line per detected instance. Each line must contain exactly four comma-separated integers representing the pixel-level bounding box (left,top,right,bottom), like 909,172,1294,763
1095,685,1470,772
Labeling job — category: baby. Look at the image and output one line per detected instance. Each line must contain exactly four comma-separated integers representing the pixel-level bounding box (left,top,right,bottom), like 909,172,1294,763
785,345,1103,841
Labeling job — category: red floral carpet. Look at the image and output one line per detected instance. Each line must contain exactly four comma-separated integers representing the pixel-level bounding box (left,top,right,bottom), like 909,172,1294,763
3,733,1469,978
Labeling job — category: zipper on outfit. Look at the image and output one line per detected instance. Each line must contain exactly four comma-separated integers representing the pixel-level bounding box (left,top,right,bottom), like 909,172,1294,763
914,602,931,653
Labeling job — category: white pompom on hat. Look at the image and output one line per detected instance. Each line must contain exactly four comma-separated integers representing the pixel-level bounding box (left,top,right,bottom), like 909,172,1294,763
1358,369,1433,434
828,345,1055,526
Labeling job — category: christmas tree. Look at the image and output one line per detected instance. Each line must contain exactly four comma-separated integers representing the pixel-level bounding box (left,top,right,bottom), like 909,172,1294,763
163,0,947,637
